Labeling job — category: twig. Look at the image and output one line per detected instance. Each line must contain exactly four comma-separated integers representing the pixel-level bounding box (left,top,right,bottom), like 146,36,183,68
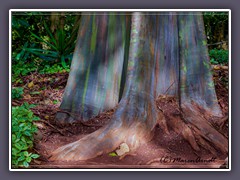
212,65,228,70
38,120,65,136
163,81,175,95
56,110,103,127
207,41,228,46
33,148,41,155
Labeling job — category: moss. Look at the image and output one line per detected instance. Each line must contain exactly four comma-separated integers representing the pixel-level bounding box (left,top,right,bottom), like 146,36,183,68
90,15,98,53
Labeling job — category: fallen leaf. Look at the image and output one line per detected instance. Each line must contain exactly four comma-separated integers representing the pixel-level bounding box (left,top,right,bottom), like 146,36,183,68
28,81,34,88
33,122,45,129
30,91,41,95
108,152,118,157
43,99,51,104
24,94,31,99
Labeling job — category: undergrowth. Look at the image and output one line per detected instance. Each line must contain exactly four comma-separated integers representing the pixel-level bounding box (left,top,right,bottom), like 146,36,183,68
12,103,40,168
209,49,228,65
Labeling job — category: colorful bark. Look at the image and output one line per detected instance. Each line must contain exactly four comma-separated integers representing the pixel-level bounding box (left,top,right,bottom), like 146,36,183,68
154,12,179,97
56,13,131,122
51,12,226,161
56,12,222,124
178,12,222,117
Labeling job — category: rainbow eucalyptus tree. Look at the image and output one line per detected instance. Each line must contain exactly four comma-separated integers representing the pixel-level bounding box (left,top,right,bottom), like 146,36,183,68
50,12,228,161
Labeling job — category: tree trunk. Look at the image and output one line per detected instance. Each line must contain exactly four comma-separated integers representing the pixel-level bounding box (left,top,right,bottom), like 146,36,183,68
50,12,65,33
56,13,131,123
50,12,228,161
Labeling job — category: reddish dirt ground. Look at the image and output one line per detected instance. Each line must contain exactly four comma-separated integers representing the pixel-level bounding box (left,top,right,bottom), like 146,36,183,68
12,67,229,169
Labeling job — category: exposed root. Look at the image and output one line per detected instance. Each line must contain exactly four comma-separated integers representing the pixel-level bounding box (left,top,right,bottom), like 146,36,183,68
217,115,229,131
156,111,170,135
156,95,228,155
182,104,228,154
50,120,152,161
194,134,218,155
181,125,200,151
166,115,200,151
50,97,160,161
50,95,228,161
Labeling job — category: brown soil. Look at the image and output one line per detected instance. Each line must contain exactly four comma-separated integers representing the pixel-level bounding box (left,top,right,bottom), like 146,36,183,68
12,67,229,169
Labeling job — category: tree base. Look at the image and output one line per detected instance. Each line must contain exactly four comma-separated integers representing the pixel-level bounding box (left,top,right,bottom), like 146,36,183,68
156,95,228,155
50,95,228,161
50,96,159,161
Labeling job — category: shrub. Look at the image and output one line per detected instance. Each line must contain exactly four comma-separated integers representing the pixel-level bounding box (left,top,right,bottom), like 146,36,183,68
39,63,70,74
12,62,38,83
12,103,40,168
209,49,228,65
24,21,76,68
12,87,24,99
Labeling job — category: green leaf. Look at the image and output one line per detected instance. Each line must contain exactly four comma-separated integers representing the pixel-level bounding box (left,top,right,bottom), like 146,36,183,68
61,56,67,68
24,48,59,56
21,136,26,143
53,100,59,104
23,151,29,156
32,116,40,121
12,134,16,141
43,21,57,47
17,155,25,162
12,148,19,156
30,32,58,51
31,154,40,159
28,104,37,109
26,156,32,163
23,161,29,168
30,91,41,95
24,131,32,137
15,143,23,150
108,152,117,157
24,48,58,58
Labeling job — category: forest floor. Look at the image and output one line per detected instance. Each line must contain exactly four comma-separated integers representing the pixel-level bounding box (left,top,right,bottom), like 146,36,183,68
12,66,229,169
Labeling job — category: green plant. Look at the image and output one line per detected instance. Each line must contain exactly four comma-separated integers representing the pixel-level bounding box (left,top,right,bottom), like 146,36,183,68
12,103,40,168
12,42,32,62
12,61,38,83
209,49,228,65
12,12,46,63
24,21,77,68
203,12,228,48
12,87,24,99
39,63,70,74
12,61,38,76
53,100,59,104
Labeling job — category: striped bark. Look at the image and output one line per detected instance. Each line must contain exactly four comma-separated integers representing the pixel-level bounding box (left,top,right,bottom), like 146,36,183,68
56,13,131,123
51,12,227,161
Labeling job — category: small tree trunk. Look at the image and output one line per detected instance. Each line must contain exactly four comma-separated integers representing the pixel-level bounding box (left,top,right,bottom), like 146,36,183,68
51,12,65,30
